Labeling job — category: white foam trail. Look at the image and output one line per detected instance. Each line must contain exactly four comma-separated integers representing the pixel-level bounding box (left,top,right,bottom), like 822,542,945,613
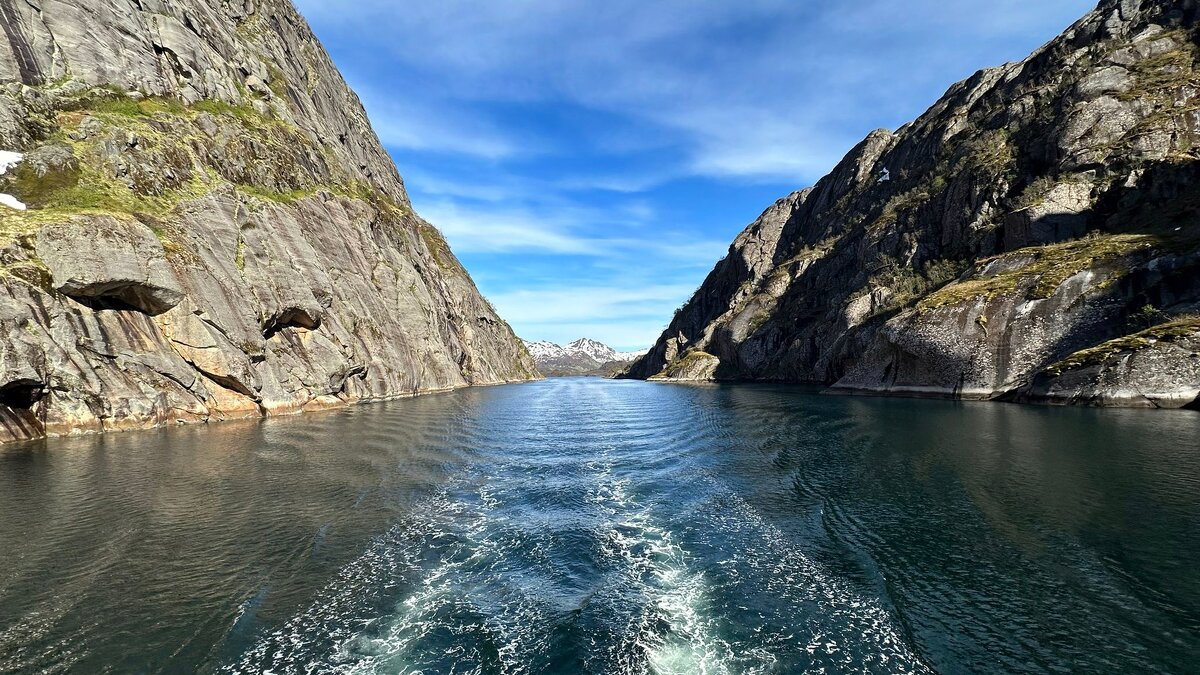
591,469,776,675
585,449,929,675
231,425,929,675
225,487,463,674
339,478,556,674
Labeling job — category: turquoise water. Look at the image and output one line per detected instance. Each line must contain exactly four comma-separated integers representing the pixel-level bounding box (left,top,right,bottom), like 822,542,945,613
1,378,1198,673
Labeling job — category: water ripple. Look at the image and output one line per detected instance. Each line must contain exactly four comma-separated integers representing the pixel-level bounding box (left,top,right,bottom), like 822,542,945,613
2,379,1198,673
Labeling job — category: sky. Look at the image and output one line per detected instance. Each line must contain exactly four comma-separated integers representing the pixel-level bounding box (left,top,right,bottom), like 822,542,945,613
292,0,1096,351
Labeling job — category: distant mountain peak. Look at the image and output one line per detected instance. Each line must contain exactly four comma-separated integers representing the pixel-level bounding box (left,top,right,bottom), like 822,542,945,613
521,338,648,377
566,338,618,362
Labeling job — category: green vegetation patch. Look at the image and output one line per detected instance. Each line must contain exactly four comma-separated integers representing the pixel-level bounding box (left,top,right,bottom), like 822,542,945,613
1,163,214,253
192,98,267,126
867,130,1015,234
15,158,212,216
65,89,193,121
1042,316,1200,377
57,86,288,142
1012,173,1090,211
7,162,82,210
1117,33,1200,103
2,82,407,243
854,256,967,314
1112,31,1200,158
959,129,1016,177
418,222,456,270
870,184,935,232
653,350,718,379
919,233,1156,310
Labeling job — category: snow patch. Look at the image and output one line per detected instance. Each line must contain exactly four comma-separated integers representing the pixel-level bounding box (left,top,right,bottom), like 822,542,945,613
0,151,25,210
0,194,26,211
523,340,566,360
0,150,23,175
567,337,619,363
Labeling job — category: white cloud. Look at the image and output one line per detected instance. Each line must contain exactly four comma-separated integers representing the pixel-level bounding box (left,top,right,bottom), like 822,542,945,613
418,197,728,264
352,87,523,160
487,283,696,350
679,107,858,180
298,0,1095,183
418,200,601,255
491,284,694,324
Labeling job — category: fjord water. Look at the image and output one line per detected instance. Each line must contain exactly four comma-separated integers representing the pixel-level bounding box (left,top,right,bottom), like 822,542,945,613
1,380,1198,674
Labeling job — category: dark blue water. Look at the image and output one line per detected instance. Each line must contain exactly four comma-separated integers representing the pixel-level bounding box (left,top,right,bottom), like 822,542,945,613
1,378,1198,674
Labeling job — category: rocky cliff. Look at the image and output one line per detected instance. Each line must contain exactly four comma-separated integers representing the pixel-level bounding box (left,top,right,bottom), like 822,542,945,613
0,0,538,443
625,0,1200,409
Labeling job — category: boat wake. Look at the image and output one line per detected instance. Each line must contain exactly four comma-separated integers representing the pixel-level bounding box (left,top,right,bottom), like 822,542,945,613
228,433,928,674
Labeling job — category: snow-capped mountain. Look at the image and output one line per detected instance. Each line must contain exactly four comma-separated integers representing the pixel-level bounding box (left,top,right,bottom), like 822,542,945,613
521,338,648,377
524,340,566,360
565,338,619,363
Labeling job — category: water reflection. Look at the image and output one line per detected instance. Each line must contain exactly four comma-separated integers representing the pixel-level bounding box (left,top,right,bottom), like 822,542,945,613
1,380,1197,674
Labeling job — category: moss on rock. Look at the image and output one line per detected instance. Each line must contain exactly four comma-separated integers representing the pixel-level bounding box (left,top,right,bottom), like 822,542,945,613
1042,317,1200,377
919,233,1157,310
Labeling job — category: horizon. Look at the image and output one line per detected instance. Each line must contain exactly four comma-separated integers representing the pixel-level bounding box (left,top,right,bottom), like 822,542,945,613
292,0,1095,351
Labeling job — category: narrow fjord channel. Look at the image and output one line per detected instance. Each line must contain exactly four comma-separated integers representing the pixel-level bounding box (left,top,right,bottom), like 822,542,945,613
2,379,1198,674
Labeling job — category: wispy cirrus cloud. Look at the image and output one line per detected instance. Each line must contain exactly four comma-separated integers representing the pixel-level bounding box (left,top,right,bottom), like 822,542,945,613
352,88,526,161
419,198,728,264
293,0,1096,348
300,0,1093,182
485,283,700,350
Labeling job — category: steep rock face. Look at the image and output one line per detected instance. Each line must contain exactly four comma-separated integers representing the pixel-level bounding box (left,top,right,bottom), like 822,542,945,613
626,0,1200,409
0,0,537,443
1014,317,1200,407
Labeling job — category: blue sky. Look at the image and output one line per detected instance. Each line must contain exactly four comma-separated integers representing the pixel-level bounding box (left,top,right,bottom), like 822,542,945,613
292,0,1095,351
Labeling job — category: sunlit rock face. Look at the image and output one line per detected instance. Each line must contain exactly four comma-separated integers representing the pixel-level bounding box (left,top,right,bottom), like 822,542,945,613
0,0,539,443
625,0,1200,410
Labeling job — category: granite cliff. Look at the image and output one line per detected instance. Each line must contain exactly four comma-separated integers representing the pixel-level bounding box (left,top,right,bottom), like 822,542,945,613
0,0,538,443
625,0,1200,409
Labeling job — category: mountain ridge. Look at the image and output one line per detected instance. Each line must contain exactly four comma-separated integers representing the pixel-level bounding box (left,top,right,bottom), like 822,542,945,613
624,0,1200,409
0,0,538,444
523,338,648,377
